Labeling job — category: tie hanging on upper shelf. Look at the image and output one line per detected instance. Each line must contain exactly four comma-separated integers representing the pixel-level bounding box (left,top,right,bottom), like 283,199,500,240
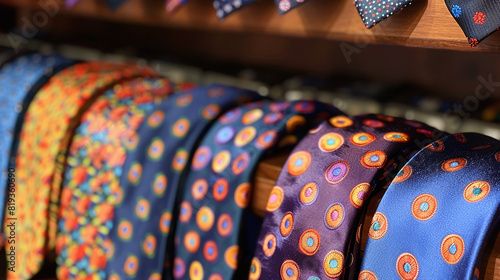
66,0,127,10
444,0,500,47
355,0,415,28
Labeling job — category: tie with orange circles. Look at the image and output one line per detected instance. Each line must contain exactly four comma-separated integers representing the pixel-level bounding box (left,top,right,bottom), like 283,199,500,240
55,77,173,280
7,62,152,280
105,85,264,280
251,114,444,280
172,100,343,280
360,133,500,280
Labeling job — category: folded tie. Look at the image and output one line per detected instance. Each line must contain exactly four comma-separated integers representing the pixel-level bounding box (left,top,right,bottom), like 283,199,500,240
213,0,256,19
106,85,263,280
444,0,500,46
8,62,152,280
172,100,343,280
274,0,306,15
55,77,173,280
360,133,500,279
252,114,443,280
0,53,75,240
355,0,414,28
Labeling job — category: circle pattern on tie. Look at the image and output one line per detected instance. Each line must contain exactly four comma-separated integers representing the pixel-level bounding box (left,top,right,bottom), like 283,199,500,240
217,214,233,237
184,231,201,253
368,212,388,239
212,150,231,173
196,207,215,231
441,234,465,264
267,186,285,212
426,140,445,152
173,258,186,278
231,152,250,175
359,270,378,280
191,179,209,200
192,146,212,171
323,250,344,278
351,132,376,146
299,182,319,205
383,132,410,143
263,233,277,257
189,261,204,280
441,158,467,172
396,253,419,280
179,201,193,223
249,257,262,280
234,126,256,147
224,245,239,269
361,150,387,168
411,194,438,221
318,132,344,152
288,151,312,176
329,116,353,128
281,259,300,280
234,182,251,208
393,165,413,183
325,161,349,184
212,178,229,202
280,212,294,237
203,240,219,262
463,180,490,202
350,183,371,209
324,203,345,229
299,229,321,256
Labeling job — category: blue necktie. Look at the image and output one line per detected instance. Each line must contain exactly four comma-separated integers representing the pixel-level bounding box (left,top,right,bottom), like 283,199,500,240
0,52,75,235
360,133,500,279
252,114,444,280
172,100,343,280
106,85,264,280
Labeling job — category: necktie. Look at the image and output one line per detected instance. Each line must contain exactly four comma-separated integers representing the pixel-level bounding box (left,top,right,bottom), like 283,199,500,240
252,114,443,280
106,85,264,280
360,133,500,279
355,0,414,28
172,100,343,280
0,52,76,233
165,0,188,14
55,77,173,280
66,0,126,10
213,0,255,19
7,62,152,280
444,1,500,46
274,0,304,15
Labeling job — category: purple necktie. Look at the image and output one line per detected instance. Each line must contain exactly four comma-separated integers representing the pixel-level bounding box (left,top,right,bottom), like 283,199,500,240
252,114,445,280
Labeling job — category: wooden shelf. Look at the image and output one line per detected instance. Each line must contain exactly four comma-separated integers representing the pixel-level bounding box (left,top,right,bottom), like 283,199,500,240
1,0,500,52
253,152,500,280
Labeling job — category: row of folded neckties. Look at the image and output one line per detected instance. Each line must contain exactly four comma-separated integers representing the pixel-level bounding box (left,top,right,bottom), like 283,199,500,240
0,50,499,280
65,0,500,47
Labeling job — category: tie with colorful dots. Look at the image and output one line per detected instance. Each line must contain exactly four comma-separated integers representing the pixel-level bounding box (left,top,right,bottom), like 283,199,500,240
212,0,256,19
444,0,500,46
251,114,443,280
55,77,172,280
274,0,306,15
8,62,152,280
106,85,264,280
0,52,75,232
360,133,500,280
355,0,414,28
172,100,342,280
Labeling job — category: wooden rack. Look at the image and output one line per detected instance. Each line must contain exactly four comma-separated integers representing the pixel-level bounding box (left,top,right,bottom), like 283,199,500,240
1,0,500,52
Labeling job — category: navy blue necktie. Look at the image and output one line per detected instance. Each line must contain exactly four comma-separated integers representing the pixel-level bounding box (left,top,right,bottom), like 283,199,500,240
172,100,343,280
107,85,264,280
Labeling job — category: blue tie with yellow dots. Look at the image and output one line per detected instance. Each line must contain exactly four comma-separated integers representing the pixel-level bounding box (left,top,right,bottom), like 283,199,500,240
360,133,500,280
172,100,343,280
251,114,443,280
106,85,264,280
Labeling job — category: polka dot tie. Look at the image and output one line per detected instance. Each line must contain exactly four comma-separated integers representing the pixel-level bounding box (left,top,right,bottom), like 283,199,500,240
106,85,263,280
274,0,306,15
355,0,414,28
212,0,256,19
0,52,75,239
55,77,173,280
360,133,500,279
252,114,444,280
172,100,343,280
8,62,151,280
444,0,500,46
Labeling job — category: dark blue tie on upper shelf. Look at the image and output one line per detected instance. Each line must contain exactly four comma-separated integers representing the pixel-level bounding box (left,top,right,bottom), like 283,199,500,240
355,0,414,28
360,133,500,280
444,0,500,46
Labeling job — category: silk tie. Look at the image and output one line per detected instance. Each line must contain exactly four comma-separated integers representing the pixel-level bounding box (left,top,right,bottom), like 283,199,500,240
0,52,75,232
172,100,343,280
360,133,500,279
55,77,173,280
274,0,305,15
213,0,255,19
444,0,500,46
106,85,263,280
355,0,414,28
252,114,443,280
7,62,152,280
